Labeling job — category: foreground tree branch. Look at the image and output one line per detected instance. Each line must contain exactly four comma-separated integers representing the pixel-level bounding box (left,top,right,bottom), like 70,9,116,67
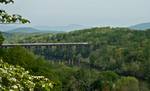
0,0,30,24
0,0,14,4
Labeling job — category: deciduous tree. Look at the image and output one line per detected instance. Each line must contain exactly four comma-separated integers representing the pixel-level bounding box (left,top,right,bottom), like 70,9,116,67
0,0,30,24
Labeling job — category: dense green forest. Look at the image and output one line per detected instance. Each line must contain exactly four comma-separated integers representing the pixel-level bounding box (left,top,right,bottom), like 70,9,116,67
2,32,53,43
1,27,150,91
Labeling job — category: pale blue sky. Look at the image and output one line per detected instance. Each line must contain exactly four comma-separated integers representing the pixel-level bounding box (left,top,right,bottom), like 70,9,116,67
1,0,150,26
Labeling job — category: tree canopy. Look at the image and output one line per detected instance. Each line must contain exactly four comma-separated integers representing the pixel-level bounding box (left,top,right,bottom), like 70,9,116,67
0,59,54,90
0,32,4,45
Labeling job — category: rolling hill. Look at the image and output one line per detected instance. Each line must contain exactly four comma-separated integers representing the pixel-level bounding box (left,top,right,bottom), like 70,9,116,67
6,27,43,33
0,24,89,33
130,22,150,30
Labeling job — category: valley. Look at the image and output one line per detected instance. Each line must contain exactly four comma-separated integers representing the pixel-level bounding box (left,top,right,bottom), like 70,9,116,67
1,0,150,90
1,27,150,91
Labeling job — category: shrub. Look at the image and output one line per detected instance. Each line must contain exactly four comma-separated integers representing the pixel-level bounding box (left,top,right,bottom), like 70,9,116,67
0,59,54,91
115,77,139,91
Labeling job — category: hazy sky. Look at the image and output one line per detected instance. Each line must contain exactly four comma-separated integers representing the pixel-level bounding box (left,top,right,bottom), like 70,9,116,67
1,0,150,26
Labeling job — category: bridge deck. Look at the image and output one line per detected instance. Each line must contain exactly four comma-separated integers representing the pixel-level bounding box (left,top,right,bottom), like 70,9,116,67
1,42,89,47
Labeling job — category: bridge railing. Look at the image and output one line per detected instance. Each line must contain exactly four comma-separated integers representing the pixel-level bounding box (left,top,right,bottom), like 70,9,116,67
0,42,89,48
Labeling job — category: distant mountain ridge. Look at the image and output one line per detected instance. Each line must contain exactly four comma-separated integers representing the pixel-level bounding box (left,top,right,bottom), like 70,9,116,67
0,24,89,33
6,27,42,33
130,22,150,30
36,24,87,31
0,25,17,31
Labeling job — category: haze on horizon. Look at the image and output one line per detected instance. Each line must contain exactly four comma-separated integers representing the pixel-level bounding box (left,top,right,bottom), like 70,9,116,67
0,0,150,27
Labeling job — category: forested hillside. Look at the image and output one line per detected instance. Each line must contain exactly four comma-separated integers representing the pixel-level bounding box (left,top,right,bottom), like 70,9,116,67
1,0,150,90
2,32,53,43
1,27,150,91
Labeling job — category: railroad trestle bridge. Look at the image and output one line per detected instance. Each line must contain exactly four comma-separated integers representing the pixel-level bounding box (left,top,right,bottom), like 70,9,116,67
0,42,89,48
0,42,90,65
